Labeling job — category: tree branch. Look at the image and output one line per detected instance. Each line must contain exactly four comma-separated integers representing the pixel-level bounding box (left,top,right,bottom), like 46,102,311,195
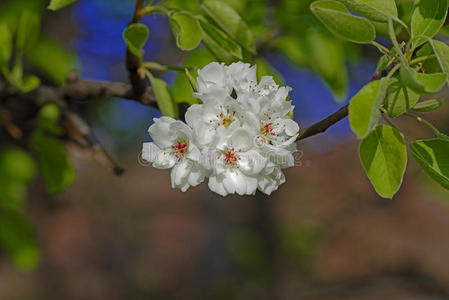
295,64,396,142
296,105,348,141
0,74,157,109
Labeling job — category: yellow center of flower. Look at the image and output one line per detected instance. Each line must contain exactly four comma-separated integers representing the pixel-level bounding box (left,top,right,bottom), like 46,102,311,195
218,111,235,128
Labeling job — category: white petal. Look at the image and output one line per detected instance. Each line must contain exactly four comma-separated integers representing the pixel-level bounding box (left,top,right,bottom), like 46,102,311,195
229,128,255,151
185,104,202,130
149,117,177,148
170,159,192,190
282,118,300,136
153,151,177,169
208,174,228,196
196,62,227,93
223,170,246,195
187,162,207,187
141,142,161,163
239,150,267,175
258,167,286,195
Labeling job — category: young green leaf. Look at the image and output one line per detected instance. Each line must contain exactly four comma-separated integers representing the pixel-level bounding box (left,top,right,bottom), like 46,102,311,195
337,0,398,22
25,38,78,84
0,148,36,183
359,124,407,198
431,40,449,77
48,0,78,11
307,31,348,100
412,99,443,112
310,0,376,44
411,0,448,48
123,23,149,59
199,18,242,63
31,104,76,194
16,75,41,93
173,49,215,105
31,131,76,195
416,42,443,74
0,209,40,271
416,72,447,93
0,148,36,211
148,75,178,119
169,12,203,51
400,61,447,95
201,0,256,54
255,58,285,85
386,77,420,117
409,138,449,190
16,11,40,53
349,78,389,138
0,23,12,68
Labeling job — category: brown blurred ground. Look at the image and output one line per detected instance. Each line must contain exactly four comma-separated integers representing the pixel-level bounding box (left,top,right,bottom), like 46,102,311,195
1,109,449,299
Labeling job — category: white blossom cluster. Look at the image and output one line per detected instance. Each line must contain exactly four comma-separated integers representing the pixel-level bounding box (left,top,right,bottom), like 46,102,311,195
142,62,300,196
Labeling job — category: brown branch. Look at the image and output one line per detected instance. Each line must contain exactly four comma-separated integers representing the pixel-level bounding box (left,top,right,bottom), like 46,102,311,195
296,105,349,141
2,74,157,109
126,0,147,97
295,64,396,141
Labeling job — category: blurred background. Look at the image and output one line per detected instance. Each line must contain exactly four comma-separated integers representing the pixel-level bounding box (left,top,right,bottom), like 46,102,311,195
2,0,449,299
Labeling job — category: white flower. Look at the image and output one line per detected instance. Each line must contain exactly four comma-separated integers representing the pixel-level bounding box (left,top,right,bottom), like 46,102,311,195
207,128,267,196
185,97,258,147
142,117,207,192
142,61,301,196
194,62,231,103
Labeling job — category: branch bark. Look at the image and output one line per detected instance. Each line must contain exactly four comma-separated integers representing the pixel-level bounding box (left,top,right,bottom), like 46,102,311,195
0,74,157,109
295,64,394,142
296,105,349,141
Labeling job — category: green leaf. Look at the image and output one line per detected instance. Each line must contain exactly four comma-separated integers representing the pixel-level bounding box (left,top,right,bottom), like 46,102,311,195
349,78,389,138
411,0,448,48
0,208,40,271
31,104,76,194
17,75,41,93
31,131,76,194
310,0,376,44
163,0,202,13
400,61,447,95
416,42,443,74
0,23,12,68
201,0,256,54
386,77,420,117
0,148,36,183
409,138,449,190
416,72,447,93
122,23,149,59
169,12,203,51
337,0,398,22
173,49,215,105
199,18,243,63
37,103,64,135
276,35,310,66
255,58,285,85
25,37,78,84
412,99,443,112
148,75,178,119
359,124,407,198
307,31,348,100
0,147,36,211
48,0,77,10
16,11,40,53
431,40,449,77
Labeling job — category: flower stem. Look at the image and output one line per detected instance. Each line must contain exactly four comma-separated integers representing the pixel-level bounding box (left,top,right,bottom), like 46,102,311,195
410,54,436,66
404,112,440,136
371,41,390,55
